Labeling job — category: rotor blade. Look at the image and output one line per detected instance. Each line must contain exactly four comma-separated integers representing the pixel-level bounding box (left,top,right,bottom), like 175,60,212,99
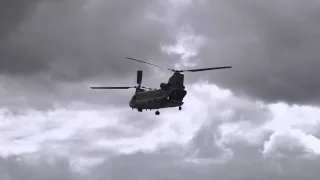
126,57,174,71
90,86,133,89
183,66,232,72
137,70,142,85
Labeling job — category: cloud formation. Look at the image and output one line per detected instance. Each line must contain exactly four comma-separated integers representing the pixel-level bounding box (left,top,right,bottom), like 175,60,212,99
0,0,189,110
1,0,177,79
1,82,320,179
0,0,45,75
179,0,320,105
1,1,320,179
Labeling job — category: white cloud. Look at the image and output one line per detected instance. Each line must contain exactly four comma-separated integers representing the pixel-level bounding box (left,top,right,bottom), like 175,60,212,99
1,81,320,179
2,0,320,179
1,80,319,159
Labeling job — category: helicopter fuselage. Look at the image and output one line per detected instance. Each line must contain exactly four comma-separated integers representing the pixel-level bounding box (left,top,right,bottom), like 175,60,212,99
129,88,187,110
129,72,187,110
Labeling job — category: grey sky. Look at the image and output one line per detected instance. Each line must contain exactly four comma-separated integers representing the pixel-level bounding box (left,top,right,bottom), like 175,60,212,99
1,0,320,109
2,130,320,180
1,0,176,79
1,0,320,179
0,0,38,41
0,0,181,110
179,0,320,106
2,81,319,179
0,0,46,75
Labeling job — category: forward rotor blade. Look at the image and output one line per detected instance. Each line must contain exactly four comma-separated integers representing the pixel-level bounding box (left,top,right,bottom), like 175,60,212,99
90,86,133,89
126,57,174,71
137,70,142,85
183,66,232,72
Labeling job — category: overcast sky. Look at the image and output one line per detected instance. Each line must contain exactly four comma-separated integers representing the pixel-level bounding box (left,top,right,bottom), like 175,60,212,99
1,0,320,179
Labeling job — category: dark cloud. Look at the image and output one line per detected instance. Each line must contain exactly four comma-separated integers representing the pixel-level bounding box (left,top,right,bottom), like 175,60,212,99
89,133,320,180
179,0,320,106
0,0,49,75
1,104,320,179
0,155,84,180
0,0,180,110
3,138,319,180
2,0,176,80
0,74,137,111
0,0,38,41
1,2,319,179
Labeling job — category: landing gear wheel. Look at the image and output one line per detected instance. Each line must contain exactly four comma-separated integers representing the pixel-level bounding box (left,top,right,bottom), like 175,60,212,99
155,111,160,115
179,106,182,111
138,108,142,112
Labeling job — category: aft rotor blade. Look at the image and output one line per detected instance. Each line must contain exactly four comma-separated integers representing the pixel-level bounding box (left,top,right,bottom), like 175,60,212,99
90,86,133,89
126,57,174,71
183,66,232,72
137,70,142,85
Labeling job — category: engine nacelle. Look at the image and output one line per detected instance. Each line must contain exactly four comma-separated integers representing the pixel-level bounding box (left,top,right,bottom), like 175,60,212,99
160,83,167,89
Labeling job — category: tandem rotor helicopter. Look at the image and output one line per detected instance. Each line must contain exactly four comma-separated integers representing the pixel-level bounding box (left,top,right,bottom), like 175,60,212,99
90,57,232,115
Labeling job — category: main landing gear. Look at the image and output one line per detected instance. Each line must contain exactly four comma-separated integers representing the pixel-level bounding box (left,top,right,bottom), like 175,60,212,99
137,108,180,115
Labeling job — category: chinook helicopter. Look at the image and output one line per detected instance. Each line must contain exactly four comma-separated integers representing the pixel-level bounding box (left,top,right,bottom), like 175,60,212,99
90,57,232,115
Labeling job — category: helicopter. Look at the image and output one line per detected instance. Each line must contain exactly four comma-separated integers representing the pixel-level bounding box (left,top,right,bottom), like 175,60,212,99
90,57,232,115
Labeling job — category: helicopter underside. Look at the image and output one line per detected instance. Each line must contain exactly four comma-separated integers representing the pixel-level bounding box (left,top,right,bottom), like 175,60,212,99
129,88,187,114
132,99,184,110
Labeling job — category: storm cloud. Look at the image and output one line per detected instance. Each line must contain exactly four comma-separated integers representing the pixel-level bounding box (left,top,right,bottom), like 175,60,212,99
178,0,320,105
1,0,179,79
2,121,320,180
0,0,38,41
0,0,183,110
1,1,320,179
0,0,46,75
2,0,320,107
1,79,320,179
